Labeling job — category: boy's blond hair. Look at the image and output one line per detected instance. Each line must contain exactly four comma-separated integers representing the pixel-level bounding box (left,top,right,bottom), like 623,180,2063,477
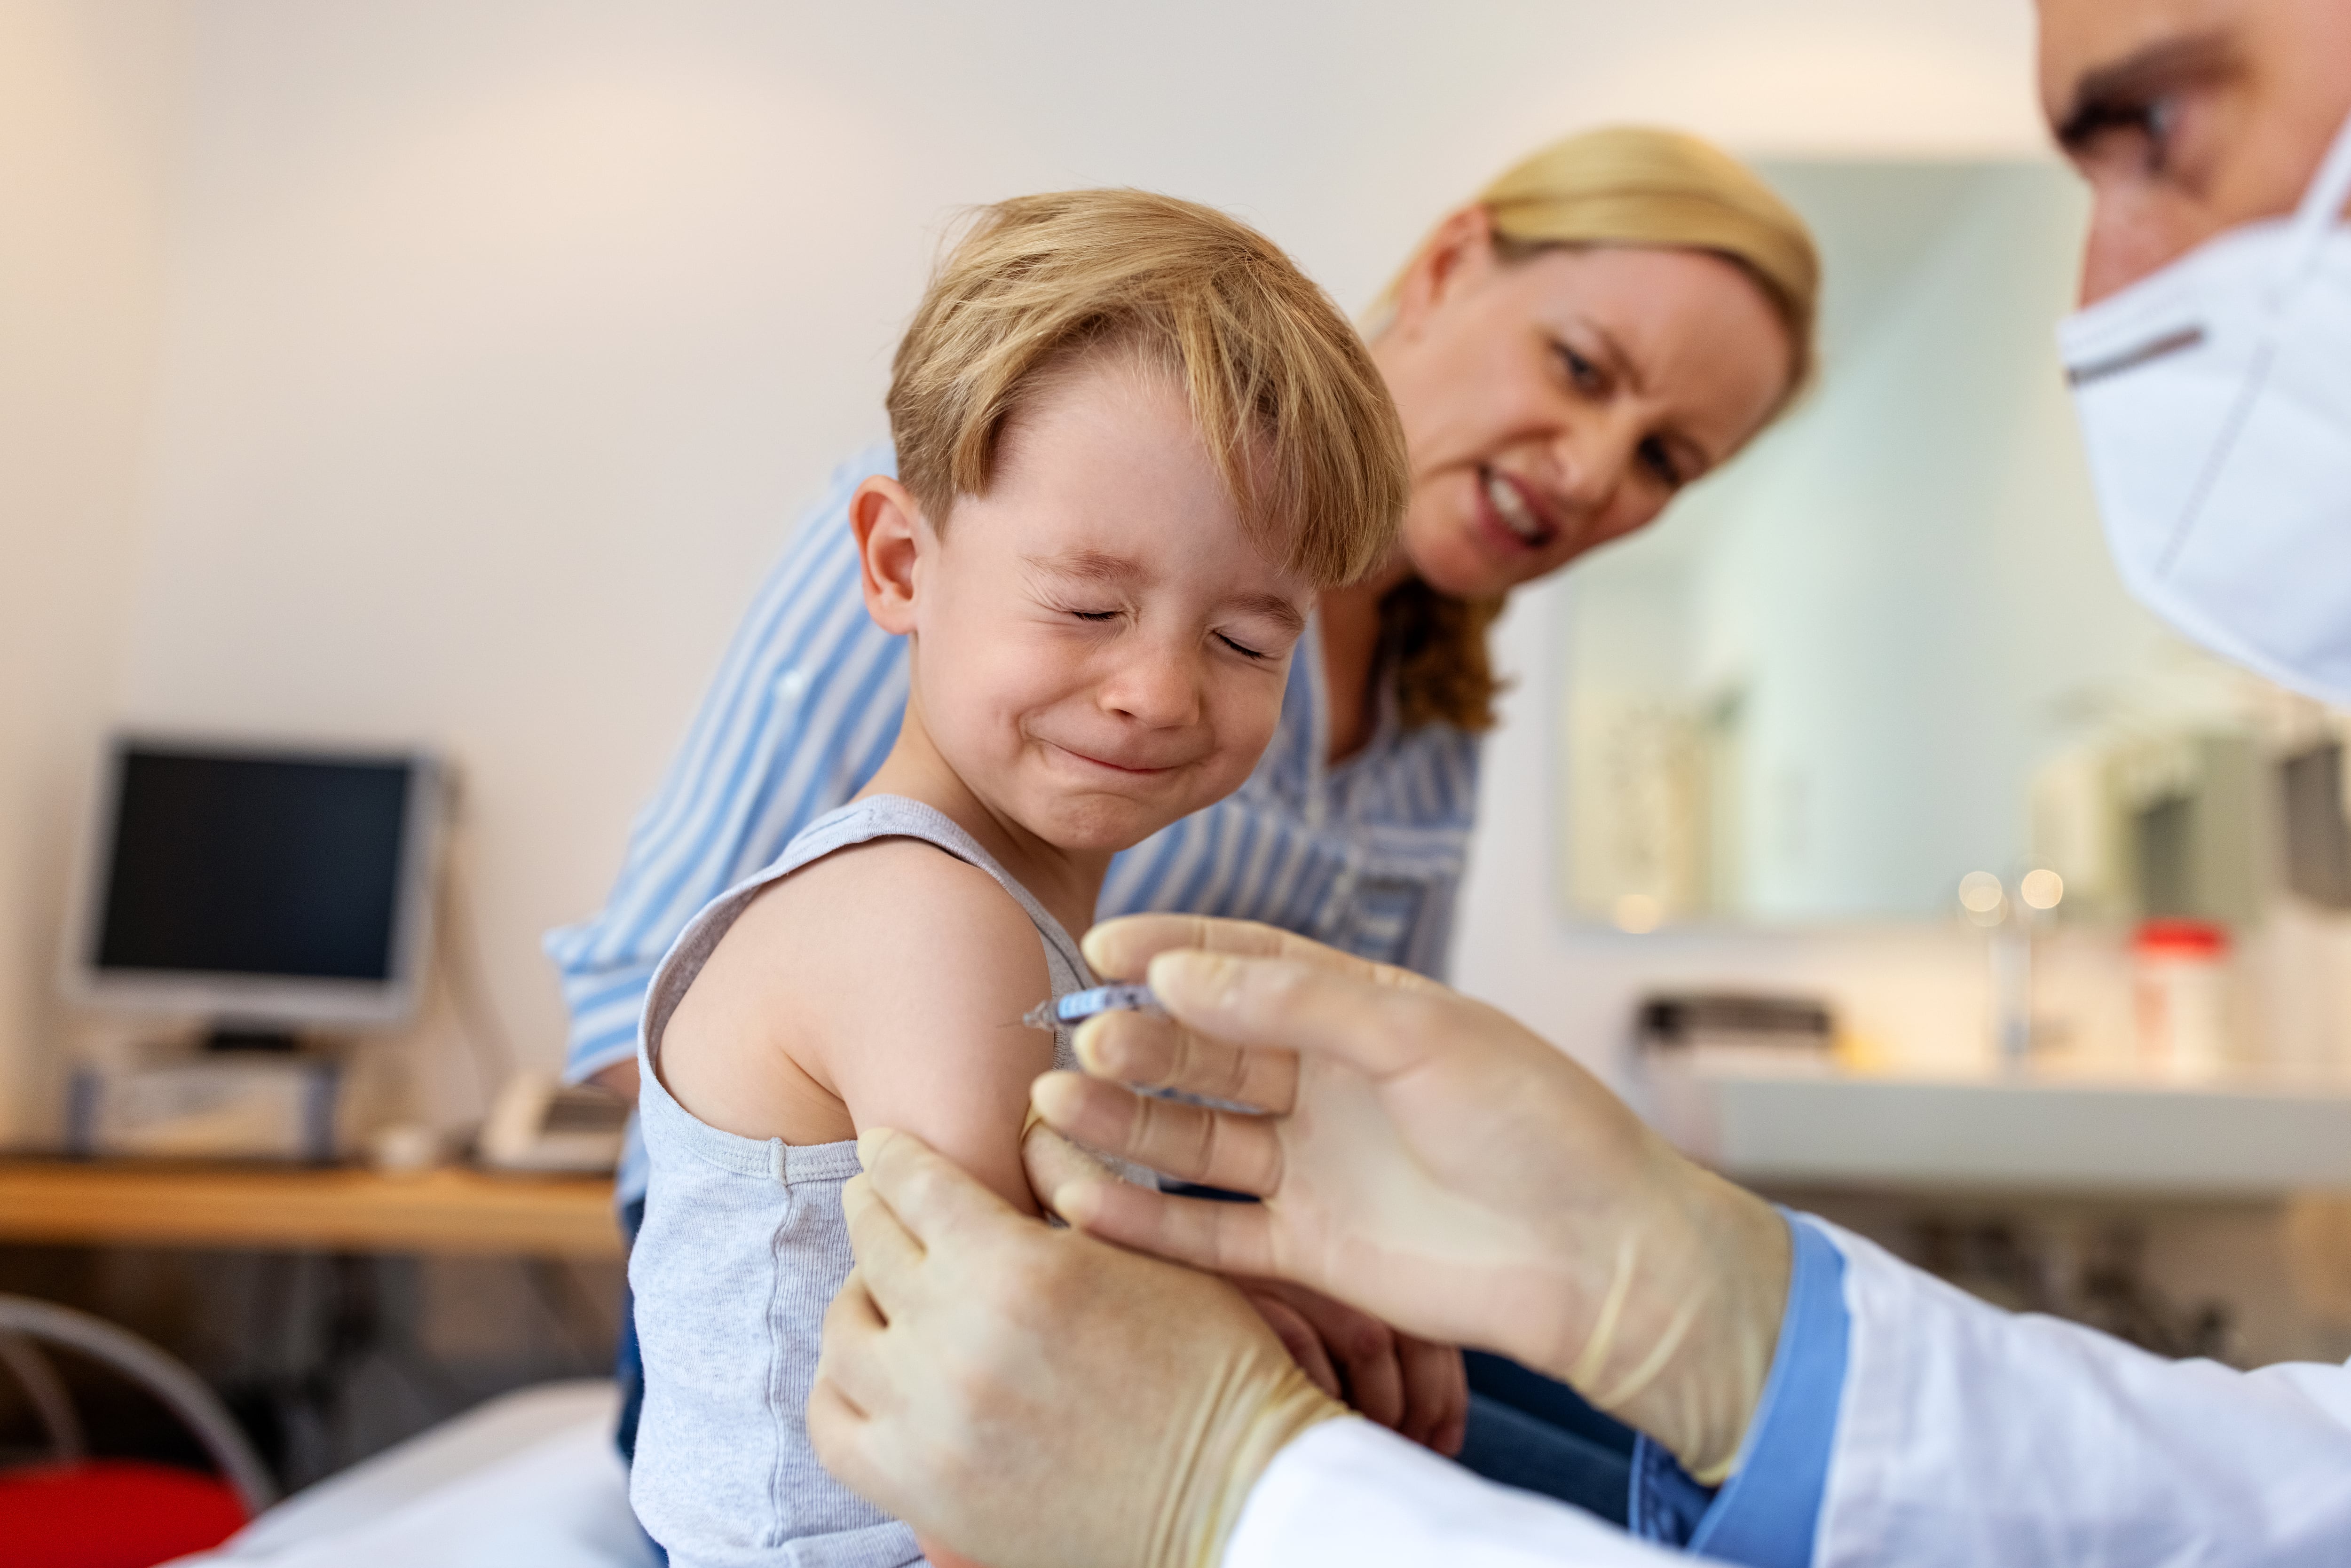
887,189,1405,589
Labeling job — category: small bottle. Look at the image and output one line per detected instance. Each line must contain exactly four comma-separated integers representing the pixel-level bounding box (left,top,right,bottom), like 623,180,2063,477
2132,920,2232,1079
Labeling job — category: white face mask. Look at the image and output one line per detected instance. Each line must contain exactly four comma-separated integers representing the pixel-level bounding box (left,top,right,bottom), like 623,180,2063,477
2059,107,2351,705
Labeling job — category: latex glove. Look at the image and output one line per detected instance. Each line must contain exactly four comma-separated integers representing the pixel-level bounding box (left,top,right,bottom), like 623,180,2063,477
1026,914,1790,1485
810,1126,1349,1568
1024,1122,1468,1457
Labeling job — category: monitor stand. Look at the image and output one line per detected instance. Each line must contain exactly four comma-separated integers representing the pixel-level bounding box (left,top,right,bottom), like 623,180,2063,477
202,1026,301,1054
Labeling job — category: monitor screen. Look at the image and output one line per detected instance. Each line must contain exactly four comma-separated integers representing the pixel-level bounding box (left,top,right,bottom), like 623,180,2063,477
92,748,417,983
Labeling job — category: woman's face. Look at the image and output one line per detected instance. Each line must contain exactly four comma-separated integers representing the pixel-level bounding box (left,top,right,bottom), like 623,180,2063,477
1372,216,1796,599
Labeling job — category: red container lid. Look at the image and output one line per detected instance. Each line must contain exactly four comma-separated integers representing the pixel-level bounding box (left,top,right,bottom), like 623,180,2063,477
2134,918,2229,957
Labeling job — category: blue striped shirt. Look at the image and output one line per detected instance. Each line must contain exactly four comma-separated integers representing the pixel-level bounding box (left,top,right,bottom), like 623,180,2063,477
544,445,1482,1201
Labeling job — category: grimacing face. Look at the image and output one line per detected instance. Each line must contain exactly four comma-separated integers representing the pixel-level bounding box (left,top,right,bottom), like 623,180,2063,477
1369,211,1796,601
2038,0,2351,303
858,355,1314,856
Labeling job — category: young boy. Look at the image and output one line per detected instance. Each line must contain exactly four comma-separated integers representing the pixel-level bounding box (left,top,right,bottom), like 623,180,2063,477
626,189,1408,1566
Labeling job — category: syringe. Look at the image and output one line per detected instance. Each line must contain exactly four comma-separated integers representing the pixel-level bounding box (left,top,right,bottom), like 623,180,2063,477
1020,983,1162,1032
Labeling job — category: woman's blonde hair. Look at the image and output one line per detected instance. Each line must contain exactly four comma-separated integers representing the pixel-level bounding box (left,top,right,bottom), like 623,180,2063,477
1384,126,1822,733
889,189,1407,590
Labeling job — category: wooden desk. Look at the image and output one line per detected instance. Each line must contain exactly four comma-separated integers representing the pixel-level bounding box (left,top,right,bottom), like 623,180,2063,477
0,1159,622,1259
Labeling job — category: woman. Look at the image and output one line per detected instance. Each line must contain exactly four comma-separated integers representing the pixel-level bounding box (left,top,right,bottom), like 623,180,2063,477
546,124,1818,1495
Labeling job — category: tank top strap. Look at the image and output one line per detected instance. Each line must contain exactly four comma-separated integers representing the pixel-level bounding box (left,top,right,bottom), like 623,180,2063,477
782,796,1091,985
642,794,1096,1076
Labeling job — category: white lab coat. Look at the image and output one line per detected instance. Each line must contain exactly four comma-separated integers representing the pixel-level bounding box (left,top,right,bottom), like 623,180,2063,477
1223,1221,2351,1567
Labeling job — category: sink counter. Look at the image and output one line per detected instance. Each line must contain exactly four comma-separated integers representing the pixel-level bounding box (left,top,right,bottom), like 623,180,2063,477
1643,1058,2351,1196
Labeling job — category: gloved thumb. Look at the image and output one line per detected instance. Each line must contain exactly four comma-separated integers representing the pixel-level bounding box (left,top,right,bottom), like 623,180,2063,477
1022,1118,1111,1221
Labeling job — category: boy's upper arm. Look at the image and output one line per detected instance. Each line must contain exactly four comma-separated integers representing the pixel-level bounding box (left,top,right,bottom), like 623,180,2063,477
803,841,1056,1217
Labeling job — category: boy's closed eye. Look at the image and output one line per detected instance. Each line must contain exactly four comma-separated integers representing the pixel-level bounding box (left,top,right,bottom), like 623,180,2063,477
1053,602,1294,664
1218,632,1273,661
1216,613,1306,664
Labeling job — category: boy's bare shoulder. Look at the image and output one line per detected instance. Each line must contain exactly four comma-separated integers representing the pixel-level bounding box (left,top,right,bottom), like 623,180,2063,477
728,835,1050,1037
749,835,1058,1210
661,836,1052,1146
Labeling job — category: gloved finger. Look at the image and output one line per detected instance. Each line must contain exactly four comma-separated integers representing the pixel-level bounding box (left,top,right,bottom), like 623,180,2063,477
1084,914,1434,990
814,1267,893,1420
1073,1008,1298,1112
1030,1072,1282,1194
855,1127,1025,1249
1243,1289,1341,1398
805,1378,873,1497
1396,1335,1469,1457
1144,950,1463,1081
840,1171,928,1322
1019,1119,1107,1220
1047,1166,1281,1280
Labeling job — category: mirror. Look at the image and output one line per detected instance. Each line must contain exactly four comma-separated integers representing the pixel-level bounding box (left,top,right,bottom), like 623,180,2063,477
1555,159,2316,930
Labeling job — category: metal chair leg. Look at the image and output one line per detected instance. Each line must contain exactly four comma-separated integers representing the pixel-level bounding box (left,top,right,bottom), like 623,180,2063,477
0,1329,85,1463
0,1294,277,1515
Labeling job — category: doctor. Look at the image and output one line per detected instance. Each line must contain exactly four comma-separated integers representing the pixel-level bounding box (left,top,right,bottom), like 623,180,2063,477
806,0,2351,1564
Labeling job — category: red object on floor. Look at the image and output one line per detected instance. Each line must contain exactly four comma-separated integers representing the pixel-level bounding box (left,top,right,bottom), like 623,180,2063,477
0,1460,246,1568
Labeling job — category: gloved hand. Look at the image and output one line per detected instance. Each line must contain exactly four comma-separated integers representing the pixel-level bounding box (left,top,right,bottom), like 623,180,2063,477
1026,914,1791,1485
810,1126,1349,1568
1024,1115,1469,1458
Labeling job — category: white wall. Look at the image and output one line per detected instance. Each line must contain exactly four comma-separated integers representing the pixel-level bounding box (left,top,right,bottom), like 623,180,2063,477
0,0,176,1140
9,0,2055,1130
1574,162,2171,924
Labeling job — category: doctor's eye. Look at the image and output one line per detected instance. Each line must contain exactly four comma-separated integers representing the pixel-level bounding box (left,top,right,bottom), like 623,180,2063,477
2065,91,2184,175
2129,95,2182,173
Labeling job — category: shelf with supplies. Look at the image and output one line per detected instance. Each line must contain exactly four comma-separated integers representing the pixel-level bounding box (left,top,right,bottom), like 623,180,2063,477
0,1158,623,1259
1641,1056,2351,1197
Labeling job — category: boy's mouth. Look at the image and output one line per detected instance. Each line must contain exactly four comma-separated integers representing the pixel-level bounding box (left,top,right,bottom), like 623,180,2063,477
1050,742,1188,778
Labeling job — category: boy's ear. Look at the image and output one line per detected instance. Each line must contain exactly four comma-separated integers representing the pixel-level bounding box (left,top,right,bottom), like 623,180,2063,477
850,475,929,636
1389,204,1498,342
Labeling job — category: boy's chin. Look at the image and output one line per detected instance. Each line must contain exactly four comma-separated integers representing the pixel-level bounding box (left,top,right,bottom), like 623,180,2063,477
1026,794,1190,857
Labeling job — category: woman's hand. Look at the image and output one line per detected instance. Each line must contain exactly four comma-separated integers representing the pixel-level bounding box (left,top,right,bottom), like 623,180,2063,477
1236,1279,1467,1457
1028,914,1791,1484
1022,1123,1468,1458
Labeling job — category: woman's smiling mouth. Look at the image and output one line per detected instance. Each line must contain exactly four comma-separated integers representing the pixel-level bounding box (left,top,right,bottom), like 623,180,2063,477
1475,465,1562,552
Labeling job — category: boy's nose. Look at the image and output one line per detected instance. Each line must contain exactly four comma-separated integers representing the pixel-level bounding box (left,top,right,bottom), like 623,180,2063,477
1099,645,1203,729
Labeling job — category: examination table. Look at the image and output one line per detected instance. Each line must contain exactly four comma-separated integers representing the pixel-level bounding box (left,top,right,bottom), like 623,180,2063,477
164,1381,657,1568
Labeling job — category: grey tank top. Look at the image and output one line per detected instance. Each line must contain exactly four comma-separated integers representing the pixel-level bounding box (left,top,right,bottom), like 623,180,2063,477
628,795,1099,1568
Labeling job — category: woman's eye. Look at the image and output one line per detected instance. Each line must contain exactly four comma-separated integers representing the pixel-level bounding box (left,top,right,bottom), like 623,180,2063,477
1217,633,1271,661
1554,343,1603,394
1070,609,1120,623
1638,437,1685,490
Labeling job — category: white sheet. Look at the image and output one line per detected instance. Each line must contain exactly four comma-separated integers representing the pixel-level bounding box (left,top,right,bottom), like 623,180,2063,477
167,1379,657,1568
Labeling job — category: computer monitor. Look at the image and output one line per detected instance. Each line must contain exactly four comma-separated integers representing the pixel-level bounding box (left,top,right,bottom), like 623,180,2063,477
67,737,444,1040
